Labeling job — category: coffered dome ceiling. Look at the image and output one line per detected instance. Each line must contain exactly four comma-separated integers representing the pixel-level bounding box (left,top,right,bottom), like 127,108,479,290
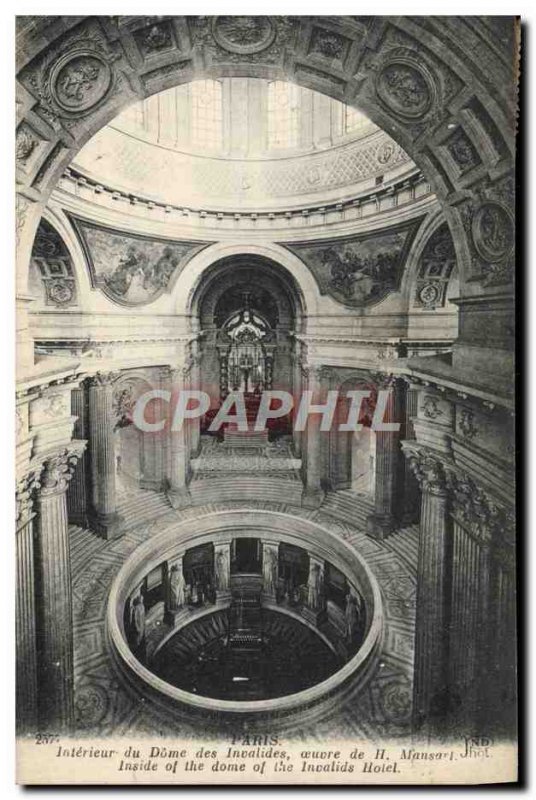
72,78,416,212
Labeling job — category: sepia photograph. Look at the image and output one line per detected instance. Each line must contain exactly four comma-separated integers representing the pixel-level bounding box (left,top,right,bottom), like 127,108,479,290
13,9,520,786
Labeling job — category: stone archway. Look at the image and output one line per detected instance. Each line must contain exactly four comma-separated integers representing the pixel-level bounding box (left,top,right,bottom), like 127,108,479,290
16,16,516,296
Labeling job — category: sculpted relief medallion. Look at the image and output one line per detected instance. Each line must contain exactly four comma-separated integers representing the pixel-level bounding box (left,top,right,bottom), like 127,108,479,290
376,57,434,120
472,202,514,264
50,50,112,113
211,16,276,54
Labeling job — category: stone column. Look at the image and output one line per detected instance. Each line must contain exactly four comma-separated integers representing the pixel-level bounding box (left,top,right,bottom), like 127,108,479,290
404,446,451,737
301,366,326,510
166,366,192,509
261,540,280,601
15,468,41,734
87,373,124,539
34,445,85,732
67,383,88,526
292,340,302,458
447,478,514,733
367,376,406,540
401,386,421,524
214,540,232,602
189,341,202,458
487,526,516,735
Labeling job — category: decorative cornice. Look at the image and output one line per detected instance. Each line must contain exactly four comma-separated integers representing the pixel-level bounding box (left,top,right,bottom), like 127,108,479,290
402,442,448,496
59,165,429,230
401,442,515,544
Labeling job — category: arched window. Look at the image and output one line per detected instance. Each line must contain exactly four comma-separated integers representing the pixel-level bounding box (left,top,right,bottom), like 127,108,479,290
190,79,223,150
267,81,300,149
344,104,368,135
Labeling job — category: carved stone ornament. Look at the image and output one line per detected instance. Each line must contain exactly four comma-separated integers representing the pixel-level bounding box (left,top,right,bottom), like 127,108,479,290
211,16,276,55
49,49,112,113
113,384,136,427
39,446,85,497
41,393,68,418
417,282,442,308
405,448,447,495
309,27,348,61
88,370,118,388
45,277,75,306
421,394,443,420
458,408,478,439
376,141,395,165
472,201,514,264
446,127,480,172
446,471,508,545
376,56,434,120
134,21,174,55
16,124,39,164
16,469,42,528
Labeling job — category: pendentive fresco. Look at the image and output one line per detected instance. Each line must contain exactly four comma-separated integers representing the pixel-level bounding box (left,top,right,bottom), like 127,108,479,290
15,14,519,786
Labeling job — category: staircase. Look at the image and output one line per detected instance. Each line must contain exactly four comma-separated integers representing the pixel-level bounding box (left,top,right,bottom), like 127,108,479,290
116,488,172,529
228,594,263,649
223,393,269,447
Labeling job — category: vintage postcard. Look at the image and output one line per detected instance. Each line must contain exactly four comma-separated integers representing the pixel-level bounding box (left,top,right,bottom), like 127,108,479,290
15,13,518,785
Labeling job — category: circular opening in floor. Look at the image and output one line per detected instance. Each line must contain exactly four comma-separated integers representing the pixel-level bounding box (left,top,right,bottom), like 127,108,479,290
108,509,383,716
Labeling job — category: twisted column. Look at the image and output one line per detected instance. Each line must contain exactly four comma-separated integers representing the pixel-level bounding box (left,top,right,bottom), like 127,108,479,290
88,373,124,539
34,445,85,732
367,376,406,540
15,467,42,734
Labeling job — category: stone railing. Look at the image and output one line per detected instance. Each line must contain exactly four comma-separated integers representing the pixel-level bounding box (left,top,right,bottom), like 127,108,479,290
55,165,434,236
107,509,383,725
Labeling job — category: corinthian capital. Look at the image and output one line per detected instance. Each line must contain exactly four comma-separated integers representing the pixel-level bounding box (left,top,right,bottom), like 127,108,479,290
402,443,447,495
446,470,513,546
38,442,86,497
16,467,43,528
87,371,118,388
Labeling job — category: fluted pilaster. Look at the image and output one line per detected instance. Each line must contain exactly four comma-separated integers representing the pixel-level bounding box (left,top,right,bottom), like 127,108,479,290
88,372,123,538
15,468,41,734
67,384,88,526
447,474,515,733
301,365,326,509
367,376,406,540
165,366,192,509
34,446,84,732
190,342,202,458
404,445,450,737
292,341,303,458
